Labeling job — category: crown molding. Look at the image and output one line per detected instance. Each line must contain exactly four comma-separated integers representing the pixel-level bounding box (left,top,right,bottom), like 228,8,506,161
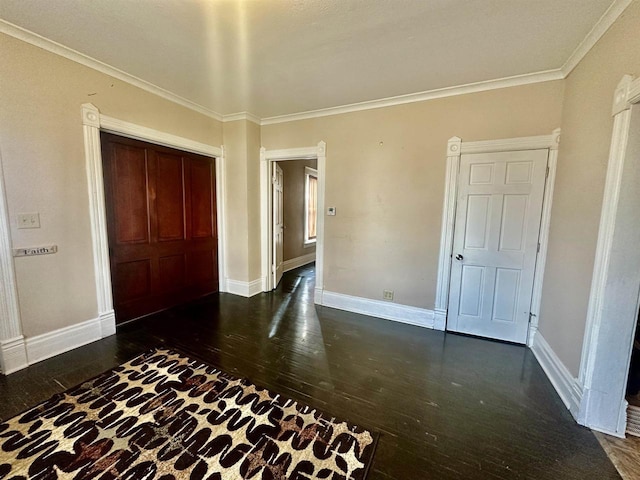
222,112,262,124
2,0,632,128
0,19,224,122
260,69,564,125
561,0,632,76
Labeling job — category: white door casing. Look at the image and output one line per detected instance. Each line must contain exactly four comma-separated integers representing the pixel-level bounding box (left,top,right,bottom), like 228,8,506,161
272,163,284,288
447,149,549,344
260,143,326,301
578,75,640,437
81,103,227,331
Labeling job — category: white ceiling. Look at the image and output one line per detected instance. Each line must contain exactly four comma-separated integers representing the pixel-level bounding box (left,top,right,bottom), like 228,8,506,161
0,0,621,119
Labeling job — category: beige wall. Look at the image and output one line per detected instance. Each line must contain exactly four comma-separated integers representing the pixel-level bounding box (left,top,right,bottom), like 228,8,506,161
222,120,250,282
246,120,262,282
539,1,640,376
0,34,222,337
262,82,564,307
279,159,317,261
222,119,262,283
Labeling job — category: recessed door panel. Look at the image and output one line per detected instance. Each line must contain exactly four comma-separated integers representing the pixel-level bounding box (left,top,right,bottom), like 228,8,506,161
158,254,186,293
492,268,520,323
464,195,491,249
469,163,493,185
448,148,548,343
189,159,214,239
156,153,185,242
499,195,528,252
115,260,151,301
505,162,533,184
112,144,148,245
459,266,485,317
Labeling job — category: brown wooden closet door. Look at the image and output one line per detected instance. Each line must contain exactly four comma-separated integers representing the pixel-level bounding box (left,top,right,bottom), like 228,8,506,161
101,133,218,323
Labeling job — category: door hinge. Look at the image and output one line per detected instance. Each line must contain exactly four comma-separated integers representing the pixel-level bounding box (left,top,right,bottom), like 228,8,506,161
537,242,541,253
529,312,537,323
545,166,550,179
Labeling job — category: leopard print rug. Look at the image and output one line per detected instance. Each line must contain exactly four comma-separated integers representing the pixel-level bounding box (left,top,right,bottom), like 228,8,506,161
0,349,377,479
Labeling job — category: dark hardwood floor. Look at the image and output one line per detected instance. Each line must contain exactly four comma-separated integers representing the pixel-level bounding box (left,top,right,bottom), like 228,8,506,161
0,265,621,479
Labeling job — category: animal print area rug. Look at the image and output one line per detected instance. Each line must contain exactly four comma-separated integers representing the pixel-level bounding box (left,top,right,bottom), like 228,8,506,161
0,349,377,480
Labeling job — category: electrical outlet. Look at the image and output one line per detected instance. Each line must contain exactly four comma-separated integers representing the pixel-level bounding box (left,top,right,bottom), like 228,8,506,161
17,213,40,229
383,290,394,301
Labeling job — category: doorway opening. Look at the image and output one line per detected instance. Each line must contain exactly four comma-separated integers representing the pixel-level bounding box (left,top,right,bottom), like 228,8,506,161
270,159,318,289
260,143,326,303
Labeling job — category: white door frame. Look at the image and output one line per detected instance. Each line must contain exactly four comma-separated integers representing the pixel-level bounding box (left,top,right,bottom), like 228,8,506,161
0,148,28,374
434,129,561,346
81,103,228,335
578,75,640,437
260,142,326,302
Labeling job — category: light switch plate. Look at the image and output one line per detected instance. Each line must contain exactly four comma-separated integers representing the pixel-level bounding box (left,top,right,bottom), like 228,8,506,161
17,213,40,229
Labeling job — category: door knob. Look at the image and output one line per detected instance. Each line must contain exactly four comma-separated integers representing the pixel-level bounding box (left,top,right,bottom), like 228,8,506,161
455,254,464,261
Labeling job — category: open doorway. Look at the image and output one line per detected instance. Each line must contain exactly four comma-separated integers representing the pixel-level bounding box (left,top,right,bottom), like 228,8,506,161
260,143,326,302
271,159,318,289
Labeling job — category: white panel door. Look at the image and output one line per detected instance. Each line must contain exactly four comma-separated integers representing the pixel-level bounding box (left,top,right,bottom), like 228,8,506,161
272,163,284,288
447,149,548,343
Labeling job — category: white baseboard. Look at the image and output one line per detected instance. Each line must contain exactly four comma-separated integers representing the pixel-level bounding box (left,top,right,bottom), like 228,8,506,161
578,387,628,438
1,311,117,375
283,253,316,273
318,290,435,329
531,332,583,419
226,278,263,298
99,310,116,337
0,336,28,374
26,317,104,365
434,309,447,331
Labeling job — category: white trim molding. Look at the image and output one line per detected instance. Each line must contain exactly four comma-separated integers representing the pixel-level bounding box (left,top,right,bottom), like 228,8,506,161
226,279,263,298
261,70,564,125
0,148,28,374
531,332,583,419
0,20,223,122
81,103,228,336
222,112,262,124
560,0,633,76
260,143,326,301
578,74,640,437
25,317,103,366
319,290,435,330
2,1,632,129
283,253,316,273
434,131,560,339
0,337,28,375
528,128,561,347
434,136,462,331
